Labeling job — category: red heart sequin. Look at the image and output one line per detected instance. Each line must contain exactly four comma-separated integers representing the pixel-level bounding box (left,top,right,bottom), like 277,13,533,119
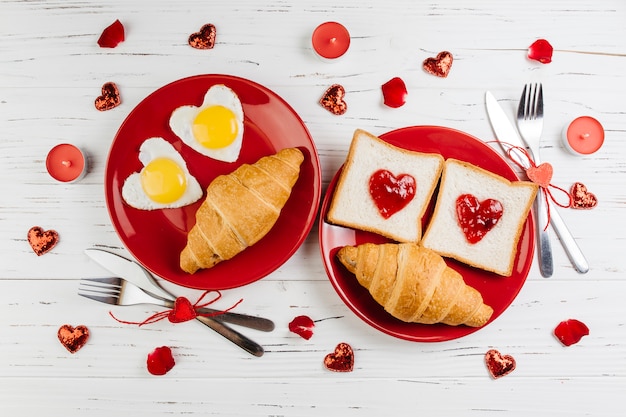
57,324,90,353
571,182,597,209
456,194,504,243
381,77,408,108
369,169,416,219
27,226,59,256
94,82,121,111
554,319,589,346
528,39,553,64
526,162,553,188
188,24,217,50
319,84,347,115
289,315,315,340
485,349,516,379
97,19,125,48
168,297,197,323
147,346,175,376
423,51,453,78
324,342,354,372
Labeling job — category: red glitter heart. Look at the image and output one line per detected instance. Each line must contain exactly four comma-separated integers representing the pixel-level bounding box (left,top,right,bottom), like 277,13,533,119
369,169,416,219
147,346,175,376
456,194,504,244
554,319,589,346
289,315,315,340
319,84,347,115
97,19,125,48
324,342,354,372
571,182,597,209
526,162,553,188
168,297,197,323
188,24,217,50
27,226,59,256
381,77,408,108
423,51,453,78
528,39,553,64
94,82,121,111
57,324,90,354
485,349,516,379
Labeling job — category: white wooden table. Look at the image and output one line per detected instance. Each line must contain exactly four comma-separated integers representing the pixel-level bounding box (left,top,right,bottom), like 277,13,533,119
2,1,625,415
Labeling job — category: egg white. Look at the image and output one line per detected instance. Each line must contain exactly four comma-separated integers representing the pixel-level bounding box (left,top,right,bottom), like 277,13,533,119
169,84,244,163
121,137,203,210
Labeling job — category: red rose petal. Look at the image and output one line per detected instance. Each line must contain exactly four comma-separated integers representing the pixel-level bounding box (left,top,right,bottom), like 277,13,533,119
484,349,516,379
147,346,175,376
288,315,315,340
324,342,354,372
528,39,553,64
381,77,408,108
554,319,589,346
97,19,125,48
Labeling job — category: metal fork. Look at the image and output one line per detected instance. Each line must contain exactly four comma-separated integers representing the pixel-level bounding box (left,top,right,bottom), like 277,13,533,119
79,277,265,357
517,83,589,274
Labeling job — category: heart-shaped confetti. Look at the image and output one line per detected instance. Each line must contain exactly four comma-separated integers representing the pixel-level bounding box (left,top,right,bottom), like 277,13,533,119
94,82,121,111
168,297,198,323
147,346,175,376
57,324,90,354
188,23,217,50
319,84,347,115
528,39,553,64
381,77,408,108
554,319,589,346
97,19,125,48
571,182,597,209
289,315,315,340
526,162,553,188
324,342,354,372
485,349,516,379
423,51,453,78
27,226,59,256
369,169,416,219
456,194,503,243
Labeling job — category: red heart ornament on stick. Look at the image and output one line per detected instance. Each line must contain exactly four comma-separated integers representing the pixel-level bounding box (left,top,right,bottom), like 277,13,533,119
526,162,553,188
485,349,516,379
27,226,59,256
423,51,453,78
571,182,597,209
188,24,217,49
319,84,347,115
369,169,416,219
456,194,503,243
58,324,90,353
168,297,198,323
94,82,121,111
324,342,354,372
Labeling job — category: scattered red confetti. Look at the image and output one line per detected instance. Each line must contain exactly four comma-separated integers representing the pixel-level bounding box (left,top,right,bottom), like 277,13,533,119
288,315,315,340
319,84,347,115
188,24,217,49
484,349,516,379
554,319,589,346
381,77,408,108
423,51,453,78
571,182,597,209
369,170,416,219
147,346,175,376
57,324,90,354
324,342,354,372
528,39,553,64
456,194,503,244
27,226,59,256
97,19,125,48
94,82,121,111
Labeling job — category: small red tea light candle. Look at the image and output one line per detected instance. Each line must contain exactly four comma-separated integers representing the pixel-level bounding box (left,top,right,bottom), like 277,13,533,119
311,22,350,60
562,116,605,155
46,143,87,182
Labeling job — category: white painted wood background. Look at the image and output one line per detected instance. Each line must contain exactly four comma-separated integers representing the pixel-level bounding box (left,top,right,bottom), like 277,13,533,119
1,1,625,416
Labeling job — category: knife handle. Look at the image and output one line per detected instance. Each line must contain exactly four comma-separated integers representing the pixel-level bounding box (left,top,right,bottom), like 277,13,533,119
194,315,265,357
535,188,554,277
548,199,590,274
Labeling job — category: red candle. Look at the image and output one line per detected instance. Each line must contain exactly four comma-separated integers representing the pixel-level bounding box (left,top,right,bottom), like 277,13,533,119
312,22,350,60
563,116,604,155
46,143,87,182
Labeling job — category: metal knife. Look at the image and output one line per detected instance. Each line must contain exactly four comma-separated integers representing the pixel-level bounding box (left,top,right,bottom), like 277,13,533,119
485,91,589,274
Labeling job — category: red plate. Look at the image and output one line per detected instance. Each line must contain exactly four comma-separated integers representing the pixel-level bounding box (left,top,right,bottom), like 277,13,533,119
319,126,534,342
105,75,321,290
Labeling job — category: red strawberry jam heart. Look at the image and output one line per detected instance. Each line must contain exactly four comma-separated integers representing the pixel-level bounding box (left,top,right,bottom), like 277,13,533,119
147,346,175,376
188,23,217,50
554,319,589,346
526,162,553,188
456,194,503,244
288,315,315,340
571,182,597,209
324,342,354,372
319,84,347,115
423,51,453,78
27,226,59,256
94,82,121,111
485,349,516,379
381,77,408,108
168,297,197,323
57,324,90,354
528,39,553,64
369,169,416,219
97,19,125,48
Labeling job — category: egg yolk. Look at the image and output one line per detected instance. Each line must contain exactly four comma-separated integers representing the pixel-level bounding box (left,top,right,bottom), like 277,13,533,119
140,157,187,204
192,105,239,149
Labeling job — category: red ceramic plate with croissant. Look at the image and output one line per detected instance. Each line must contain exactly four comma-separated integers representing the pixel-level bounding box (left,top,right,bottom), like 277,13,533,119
319,126,534,342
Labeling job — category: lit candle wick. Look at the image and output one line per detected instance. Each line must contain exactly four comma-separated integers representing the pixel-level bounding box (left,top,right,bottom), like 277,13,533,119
580,133,590,140
61,160,72,168
330,37,337,44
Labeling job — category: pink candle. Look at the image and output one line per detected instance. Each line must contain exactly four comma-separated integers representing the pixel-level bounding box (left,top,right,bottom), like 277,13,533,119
46,143,87,182
312,22,350,60
563,116,604,155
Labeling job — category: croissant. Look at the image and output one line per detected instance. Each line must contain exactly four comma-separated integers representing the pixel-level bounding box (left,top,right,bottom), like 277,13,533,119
180,147,304,274
336,243,493,327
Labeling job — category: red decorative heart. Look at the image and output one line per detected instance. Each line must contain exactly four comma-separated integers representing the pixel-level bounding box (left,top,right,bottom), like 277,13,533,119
526,162,553,188
97,19,125,48
423,51,453,78
571,182,597,209
188,23,217,50
319,84,347,115
381,77,408,108
27,226,59,256
456,194,504,244
554,319,589,346
485,349,516,379
57,324,90,354
369,169,416,219
288,315,315,340
528,39,553,64
324,342,354,372
168,297,197,323
94,82,121,111
147,346,175,376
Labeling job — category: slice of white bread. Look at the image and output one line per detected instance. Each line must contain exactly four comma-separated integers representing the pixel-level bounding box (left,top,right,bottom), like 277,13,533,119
421,158,538,276
327,129,444,242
